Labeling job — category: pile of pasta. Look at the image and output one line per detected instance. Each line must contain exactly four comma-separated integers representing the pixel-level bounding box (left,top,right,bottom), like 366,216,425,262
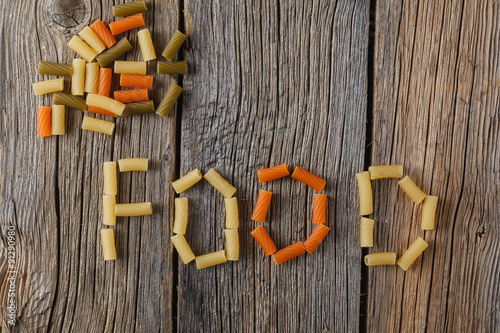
101,158,152,260
171,169,239,269
356,165,438,270
33,0,187,137
250,163,330,265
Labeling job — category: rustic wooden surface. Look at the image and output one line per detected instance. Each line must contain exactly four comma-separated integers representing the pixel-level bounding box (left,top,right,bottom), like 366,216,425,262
0,0,498,332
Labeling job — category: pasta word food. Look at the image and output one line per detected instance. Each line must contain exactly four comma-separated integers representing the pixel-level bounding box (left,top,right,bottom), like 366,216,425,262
115,202,153,216
258,163,290,183
312,194,327,224
272,242,305,265
113,0,148,17
156,83,183,118
71,59,86,96
100,229,117,260
421,195,438,230
224,197,239,228
114,61,147,75
38,61,72,76
51,105,65,135
224,229,239,261
53,92,87,112
82,116,115,135
360,217,374,247
79,26,106,54
122,101,155,116
398,176,426,204
162,30,187,61
172,169,202,193
33,78,64,95
203,168,237,199
103,162,117,195
173,198,188,234
368,165,403,179
96,37,133,67
291,166,327,192
138,29,156,61
157,61,187,75
364,253,396,266
86,93,125,116
397,237,428,270
109,13,145,35
251,225,277,255
120,74,153,89
67,36,98,63
37,106,51,137
356,171,373,215
85,62,99,93
171,234,196,264
303,224,330,254
118,158,148,172
91,20,117,48
195,250,227,269
103,195,116,225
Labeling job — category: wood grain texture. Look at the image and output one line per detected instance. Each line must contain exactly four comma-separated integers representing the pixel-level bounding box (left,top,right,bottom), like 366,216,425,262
369,0,500,332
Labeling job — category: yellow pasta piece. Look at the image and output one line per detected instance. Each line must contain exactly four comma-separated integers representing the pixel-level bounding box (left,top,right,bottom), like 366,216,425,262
364,252,396,266
173,197,188,234
115,202,152,216
114,61,147,75
398,176,426,204
100,229,117,260
86,93,125,116
85,62,99,93
172,169,202,193
67,36,98,62
360,217,374,247
356,171,373,215
421,195,438,230
203,169,237,199
51,105,65,135
138,29,156,61
397,237,428,270
103,195,116,226
103,162,117,195
118,158,148,172
224,197,239,229
71,59,86,96
33,78,64,95
368,165,403,179
195,250,227,269
162,30,187,61
81,116,115,135
171,234,195,264
224,229,239,261
79,26,106,54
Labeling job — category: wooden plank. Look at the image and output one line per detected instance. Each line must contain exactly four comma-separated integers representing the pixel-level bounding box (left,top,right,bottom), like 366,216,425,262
369,0,500,332
179,0,368,332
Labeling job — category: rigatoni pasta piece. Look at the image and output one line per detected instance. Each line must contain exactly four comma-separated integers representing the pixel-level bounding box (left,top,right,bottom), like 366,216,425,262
118,158,148,171
356,171,373,215
71,59,86,96
33,78,64,95
397,237,428,270
82,116,115,135
86,93,125,116
364,252,396,266
38,61,72,76
157,61,187,75
67,36,98,62
303,223,330,254
113,89,149,103
51,105,65,135
173,197,188,234
79,26,106,54
109,13,145,35
360,217,374,247
91,19,117,48
398,176,426,204
115,202,153,216
421,195,438,230
103,162,117,195
272,242,305,265
224,197,239,228
312,194,327,224
114,61,147,75
172,169,202,193
251,190,272,223
162,30,187,61
291,167,327,192
85,62,99,93
251,225,277,255
224,229,239,261
37,106,51,137
368,165,403,179
122,101,155,116
96,37,133,67
171,234,196,264
53,92,86,112
195,250,227,269
138,29,156,61
156,83,183,118
113,0,147,17
258,163,290,183
103,195,116,225
100,229,117,260
203,168,237,199
120,74,153,89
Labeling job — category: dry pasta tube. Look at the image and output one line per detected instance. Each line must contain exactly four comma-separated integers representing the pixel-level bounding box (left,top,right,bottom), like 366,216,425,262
421,195,438,230
156,83,183,118
82,116,115,135
85,62,99,93
100,229,117,260
38,61,72,76
364,252,396,266
196,250,227,269
71,59,86,96
224,197,239,228
356,171,373,215
113,0,147,17
398,176,426,204
138,29,156,61
157,61,187,75
53,92,86,112
204,169,236,199
114,61,147,75
33,78,64,95
103,162,117,195
122,101,155,116
368,165,403,179
360,217,374,247
172,169,202,193
118,158,148,172
51,105,65,135
115,202,152,216
162,30,187,61
96,37,133,67
79,26,106,54
397,237,428,270
224,229,239,261
103,195,116,225
173,197,188,234
171,234,195,264
67,36,98,62
86,93,125,116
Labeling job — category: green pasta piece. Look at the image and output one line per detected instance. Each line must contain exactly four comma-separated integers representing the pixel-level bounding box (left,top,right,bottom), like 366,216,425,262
157,61,188,75
113,0,147,17
53,92,86,112
38,61,72,77
122,101,155,116
162,30,187,61
156,83,183,118
96,38,133,67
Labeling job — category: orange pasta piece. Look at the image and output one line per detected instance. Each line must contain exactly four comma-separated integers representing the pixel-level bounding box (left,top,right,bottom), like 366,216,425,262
251,190,273,222
312,194,327,224
291,166,327,192
258,163,290,183
120,74,153,89
90,20,117,48
37,106,51,137
272,242,305,265
87,68,116,117
113,89,148,103
87,106,118,118
304,224,330,254
109,13,145,35
251,225,277,256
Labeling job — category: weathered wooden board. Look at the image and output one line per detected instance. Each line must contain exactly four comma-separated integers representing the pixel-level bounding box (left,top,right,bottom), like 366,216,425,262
369,0,500,332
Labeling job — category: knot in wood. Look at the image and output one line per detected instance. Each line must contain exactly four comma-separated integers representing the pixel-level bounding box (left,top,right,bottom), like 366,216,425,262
48,0,91,35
